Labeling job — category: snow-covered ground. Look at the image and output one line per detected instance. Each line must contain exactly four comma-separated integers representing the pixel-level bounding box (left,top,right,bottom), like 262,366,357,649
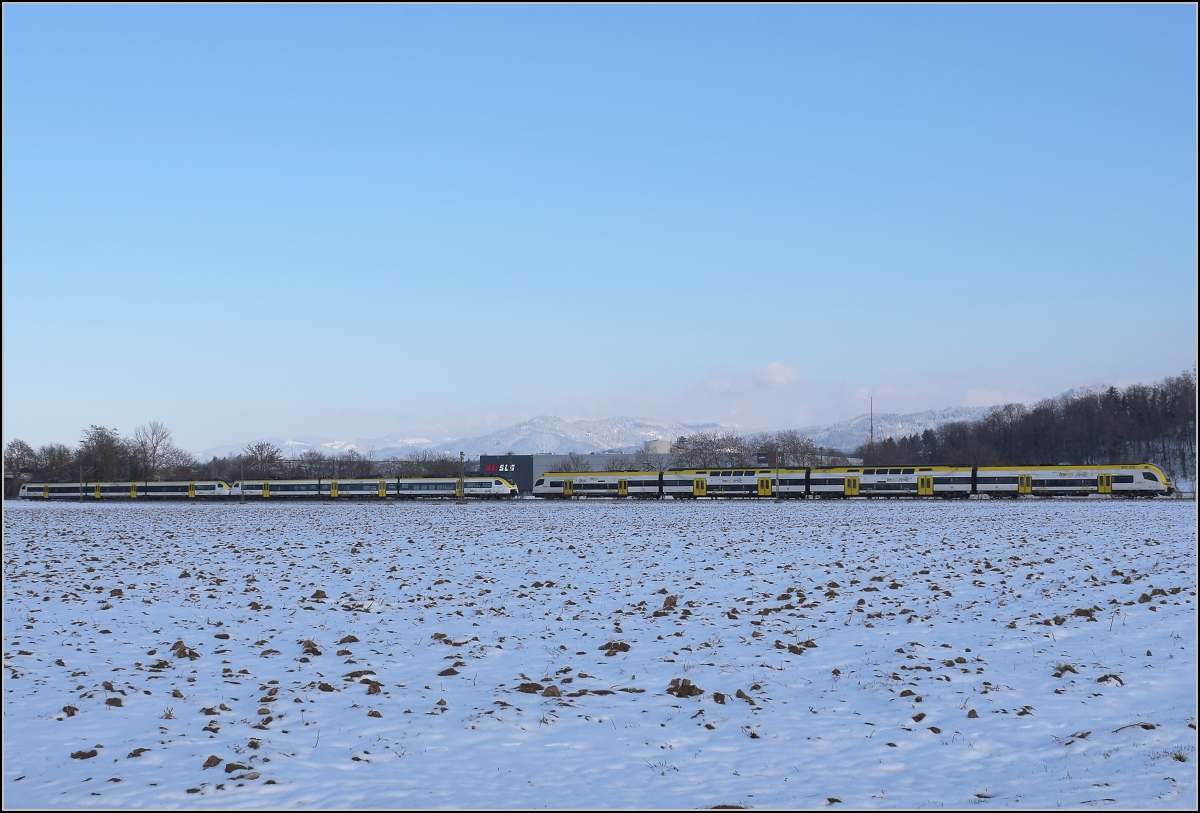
3,498,1196,810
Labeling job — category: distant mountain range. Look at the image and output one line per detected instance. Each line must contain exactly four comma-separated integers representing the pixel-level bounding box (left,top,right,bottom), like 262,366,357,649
196,385,1111,461
793,406,995,453
428,416,719,456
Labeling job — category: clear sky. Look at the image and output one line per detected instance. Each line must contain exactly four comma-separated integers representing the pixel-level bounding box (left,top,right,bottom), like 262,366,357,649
3,4,1196,453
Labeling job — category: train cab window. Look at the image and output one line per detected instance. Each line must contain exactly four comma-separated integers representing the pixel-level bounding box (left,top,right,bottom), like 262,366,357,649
902,468,914,474
535,479,544,486
1142,471,1159,481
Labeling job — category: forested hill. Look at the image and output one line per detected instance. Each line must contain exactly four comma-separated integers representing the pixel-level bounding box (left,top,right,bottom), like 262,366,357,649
852,370,1196,488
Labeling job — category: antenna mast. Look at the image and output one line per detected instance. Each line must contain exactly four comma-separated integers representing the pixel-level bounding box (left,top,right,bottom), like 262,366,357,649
869,396,874,462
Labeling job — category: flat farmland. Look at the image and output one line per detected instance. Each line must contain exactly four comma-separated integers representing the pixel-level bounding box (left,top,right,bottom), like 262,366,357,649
3,499,1196,809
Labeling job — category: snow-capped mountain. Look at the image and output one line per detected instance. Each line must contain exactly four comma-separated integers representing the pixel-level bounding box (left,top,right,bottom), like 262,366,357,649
794,406,996,454
195,384,1112,460
431,416,717,456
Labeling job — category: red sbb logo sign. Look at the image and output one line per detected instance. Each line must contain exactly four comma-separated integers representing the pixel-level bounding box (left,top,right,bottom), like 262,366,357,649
484,464,517,473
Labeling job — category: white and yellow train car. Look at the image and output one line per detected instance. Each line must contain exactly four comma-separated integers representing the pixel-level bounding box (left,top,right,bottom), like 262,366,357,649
531,464,1172,499
230,477,517,499
533,469,782,498
19,481,233,499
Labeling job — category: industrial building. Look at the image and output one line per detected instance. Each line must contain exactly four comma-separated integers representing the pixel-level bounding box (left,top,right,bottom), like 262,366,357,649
479,444,671,494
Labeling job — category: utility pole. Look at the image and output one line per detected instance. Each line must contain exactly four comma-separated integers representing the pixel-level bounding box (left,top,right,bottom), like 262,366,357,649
869,396,874,464
78,464,94,502
457,451,467,504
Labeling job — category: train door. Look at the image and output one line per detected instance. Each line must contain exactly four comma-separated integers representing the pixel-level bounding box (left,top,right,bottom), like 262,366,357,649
188,482,196,499
917,475,934,497
130,483,138,499
563,479,573,497
330,480,339,498
455,480,464,498
757,477,773,497
1017,475,1032,495
1097,474,1112,494
378,480,387,498
94,484,101,499
844,476,859,497
617,479,628,496
262,482,270,498
693,477,707,497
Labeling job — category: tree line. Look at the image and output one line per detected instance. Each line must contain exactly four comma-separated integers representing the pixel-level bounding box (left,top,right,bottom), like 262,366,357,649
2,427,469,499
6,369,1194,497
4,422,198,496
851,369,1196,489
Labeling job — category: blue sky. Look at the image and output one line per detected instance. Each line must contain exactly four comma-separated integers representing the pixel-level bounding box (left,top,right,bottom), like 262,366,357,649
3,4,1196,453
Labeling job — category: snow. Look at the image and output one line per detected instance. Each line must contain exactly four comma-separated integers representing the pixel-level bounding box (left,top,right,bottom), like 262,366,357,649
3,498,1196,810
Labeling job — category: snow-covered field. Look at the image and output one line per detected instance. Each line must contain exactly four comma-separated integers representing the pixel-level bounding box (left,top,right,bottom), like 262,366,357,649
3,498,1196,810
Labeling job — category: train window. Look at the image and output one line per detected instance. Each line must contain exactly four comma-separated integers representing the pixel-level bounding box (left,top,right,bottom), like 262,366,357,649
902,468,914,474
863,469,875,475
1142,471,1159,481
721,471,732,477
888,469,902,475
709,471,720,477
1114,475,1134,483
732,471,744,477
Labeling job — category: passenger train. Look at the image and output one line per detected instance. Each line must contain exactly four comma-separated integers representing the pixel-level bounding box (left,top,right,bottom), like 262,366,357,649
18,477,518,500
17,463,1173,500
531,463,1173,499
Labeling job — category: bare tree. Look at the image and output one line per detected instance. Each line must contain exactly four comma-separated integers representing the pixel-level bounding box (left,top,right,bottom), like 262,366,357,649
242,440,284,478
775,429,821,467
32,443,76,482
78,425,132,481
397,450,460,477
132,421,180,479
633,448,672,472
297,449,330,478
4,439,36,497
338,448,375,478
548,453,592,473
671,431,749,468
4,439,35,475
160,445,200,479
604,454,637,472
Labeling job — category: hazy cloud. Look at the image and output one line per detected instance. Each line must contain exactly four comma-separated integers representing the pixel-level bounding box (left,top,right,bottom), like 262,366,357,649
754,362,800,388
